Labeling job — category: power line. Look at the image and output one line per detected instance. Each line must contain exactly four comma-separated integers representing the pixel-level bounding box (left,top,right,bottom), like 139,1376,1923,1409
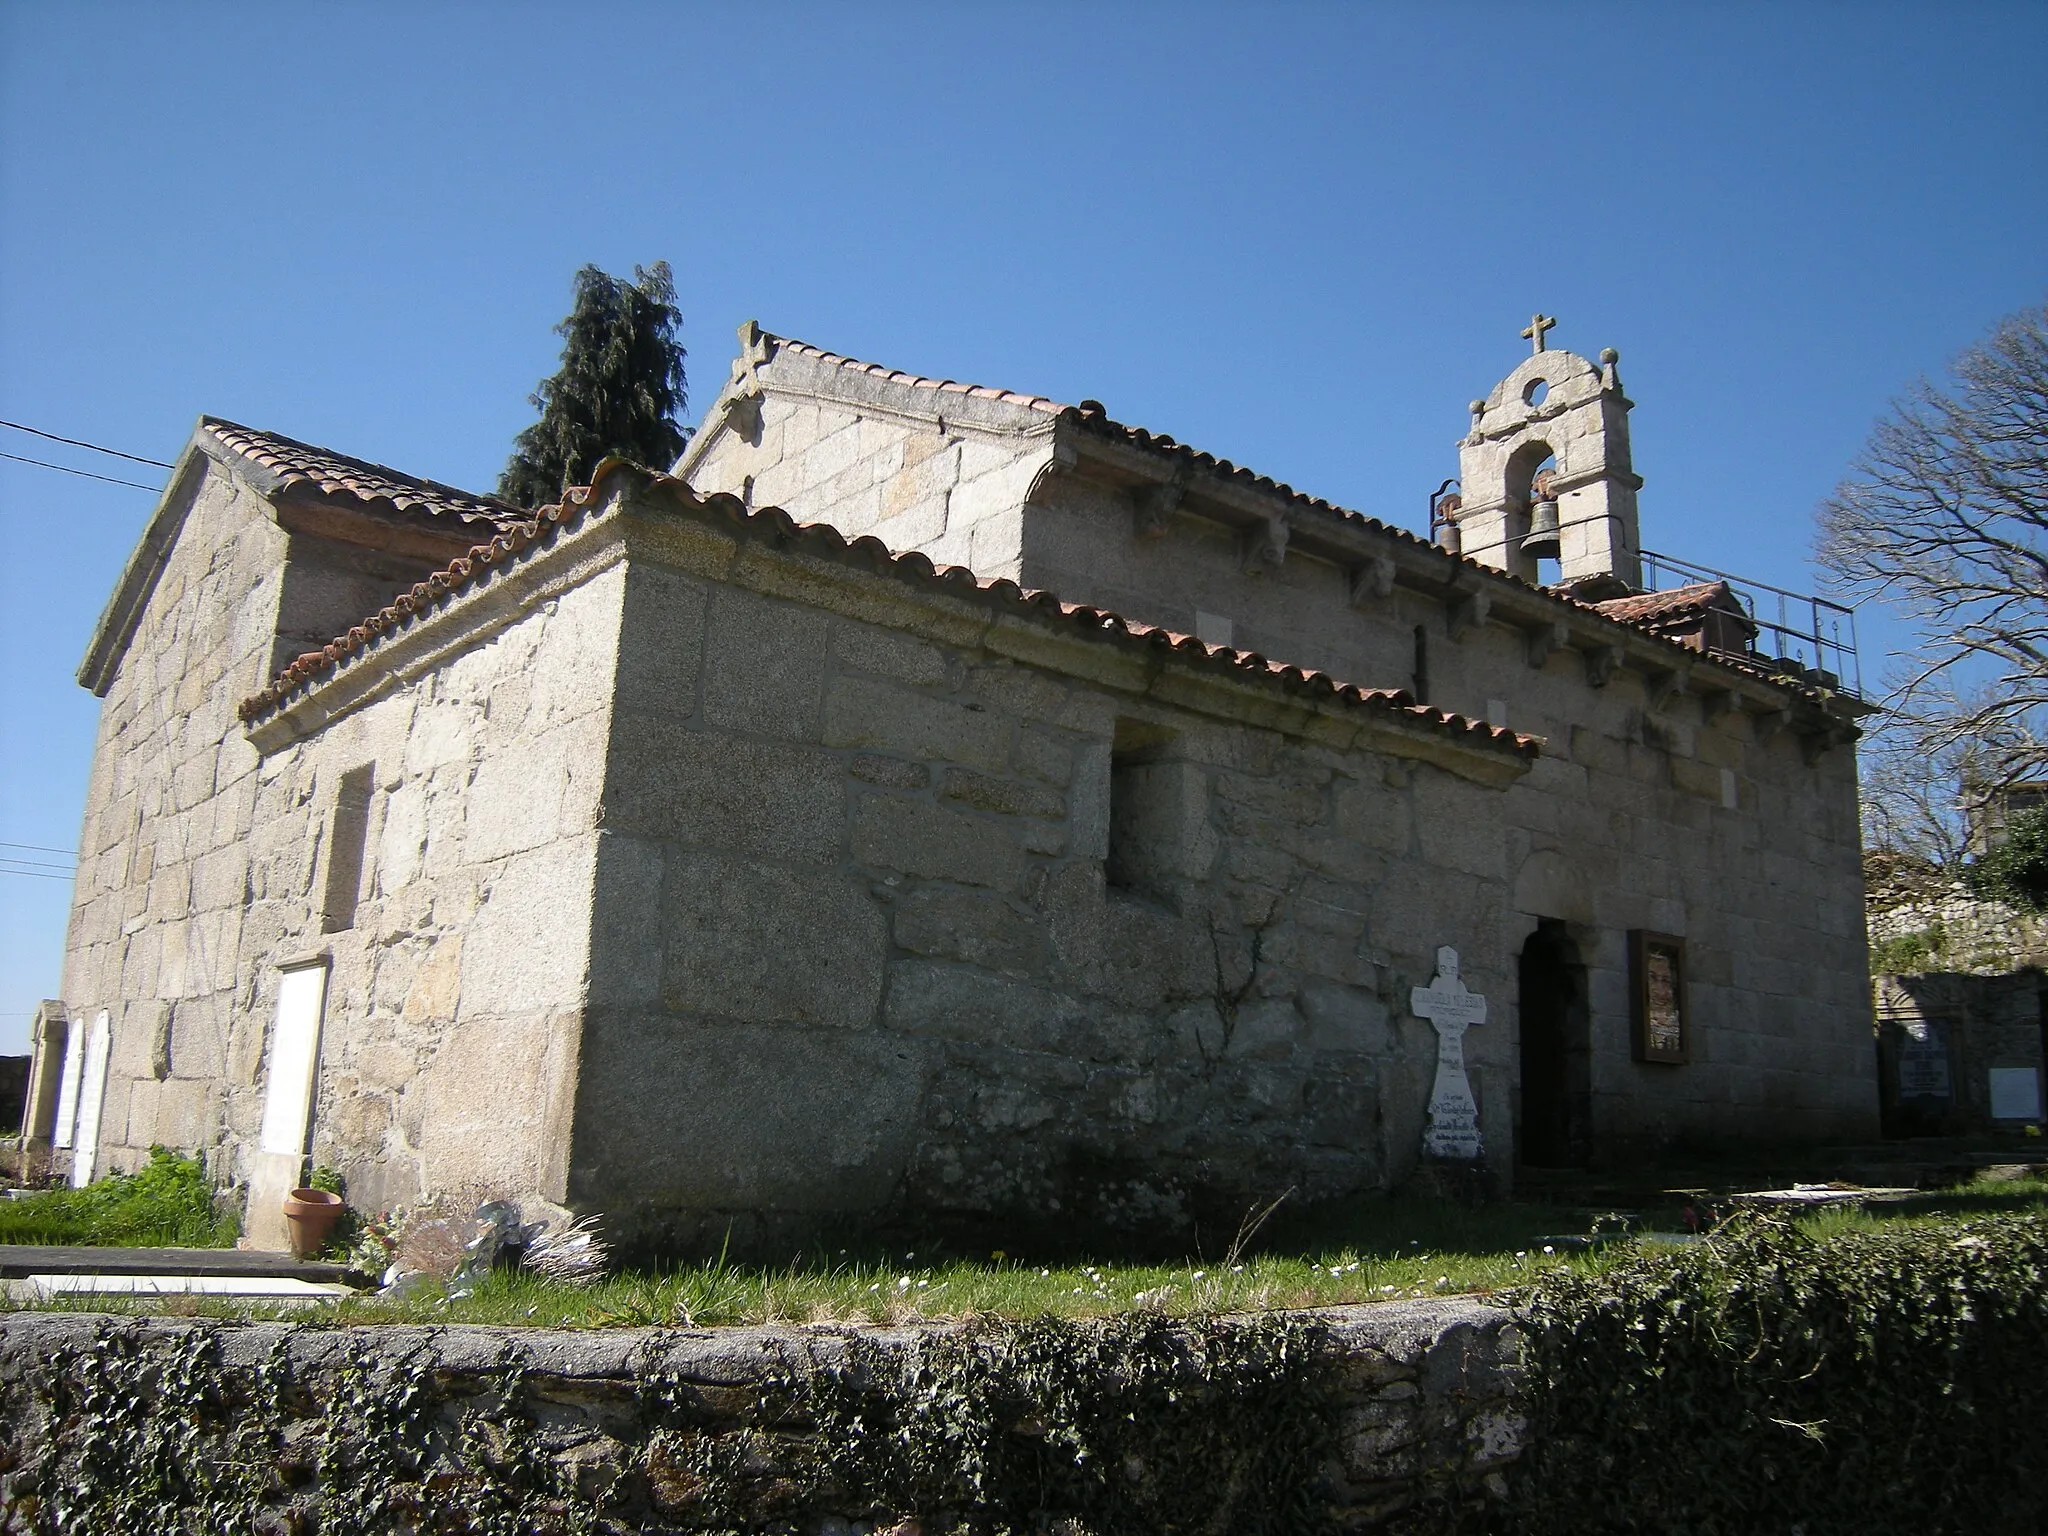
0,449,161,492
0,866,74,881
0,856,75,872
0,841,78,857
0,418,173,469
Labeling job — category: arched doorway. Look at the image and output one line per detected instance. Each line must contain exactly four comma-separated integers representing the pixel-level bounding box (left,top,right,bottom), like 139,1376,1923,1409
1518,920,1590,1168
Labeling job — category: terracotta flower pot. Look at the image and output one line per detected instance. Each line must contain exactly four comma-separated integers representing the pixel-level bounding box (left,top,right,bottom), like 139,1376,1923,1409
282,1187,344,1259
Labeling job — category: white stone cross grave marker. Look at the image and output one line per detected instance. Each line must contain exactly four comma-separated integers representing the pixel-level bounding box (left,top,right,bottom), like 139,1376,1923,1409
1411,946,1486,1161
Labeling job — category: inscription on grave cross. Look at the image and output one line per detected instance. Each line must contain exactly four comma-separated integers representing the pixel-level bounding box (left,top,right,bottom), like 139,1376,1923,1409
1411,946,1486,1160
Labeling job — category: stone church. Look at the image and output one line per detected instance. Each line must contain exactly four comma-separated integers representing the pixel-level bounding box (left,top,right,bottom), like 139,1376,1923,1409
23,320,1876,1254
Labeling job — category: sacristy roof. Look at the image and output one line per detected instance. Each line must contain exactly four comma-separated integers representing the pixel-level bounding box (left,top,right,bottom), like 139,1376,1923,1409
236,456,1543,771
78,417,529,695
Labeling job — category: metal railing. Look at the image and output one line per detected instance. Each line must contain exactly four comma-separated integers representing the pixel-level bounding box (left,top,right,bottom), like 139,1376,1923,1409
1640,548,1862,697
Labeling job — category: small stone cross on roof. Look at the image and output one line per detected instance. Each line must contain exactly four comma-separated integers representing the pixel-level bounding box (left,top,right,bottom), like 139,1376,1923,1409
1521,313,1557,353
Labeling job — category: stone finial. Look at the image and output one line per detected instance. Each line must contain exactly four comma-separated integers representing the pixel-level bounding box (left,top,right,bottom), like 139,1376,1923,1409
1521,313,1557,353
723,319,776,442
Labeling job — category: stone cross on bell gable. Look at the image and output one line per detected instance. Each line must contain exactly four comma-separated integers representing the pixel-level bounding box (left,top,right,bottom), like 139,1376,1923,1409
1411,946,1486,1160
1521,313,1557,354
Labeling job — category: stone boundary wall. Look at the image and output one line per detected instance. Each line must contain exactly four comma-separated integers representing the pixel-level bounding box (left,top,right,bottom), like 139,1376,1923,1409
1869,889,2048,973
0,1299,1524,1532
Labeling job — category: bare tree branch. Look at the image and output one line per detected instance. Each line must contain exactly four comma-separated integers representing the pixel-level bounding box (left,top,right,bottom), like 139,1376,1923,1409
1818,301,2048,789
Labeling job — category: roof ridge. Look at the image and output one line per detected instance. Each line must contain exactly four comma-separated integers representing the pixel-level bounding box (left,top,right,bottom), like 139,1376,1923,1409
735,329,1838,704
764,332,1069,416
237,460,1540,763
199,416,526,527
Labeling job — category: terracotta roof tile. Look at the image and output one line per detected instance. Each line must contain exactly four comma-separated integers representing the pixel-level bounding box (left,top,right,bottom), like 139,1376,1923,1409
201,418,527,532
771,338,1068,415
1592,580,1744,627
237,461,1540,763
755,331,1840,706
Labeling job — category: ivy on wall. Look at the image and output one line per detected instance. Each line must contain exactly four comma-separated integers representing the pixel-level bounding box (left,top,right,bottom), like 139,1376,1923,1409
3,1312,1349,1535
1500,1212,2048,1536
6,1213,2044,1534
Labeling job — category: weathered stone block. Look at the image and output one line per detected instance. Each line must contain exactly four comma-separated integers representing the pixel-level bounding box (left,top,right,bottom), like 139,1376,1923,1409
700,586,831,741
571,1012,931,1211
458,839,597,1017
661,854,886,1031
939,767,1066,821
849,753,927,790
851,796,1032,891
892,887,1047,976
823,675,1013,774
833,621,953,689
604,721,844,864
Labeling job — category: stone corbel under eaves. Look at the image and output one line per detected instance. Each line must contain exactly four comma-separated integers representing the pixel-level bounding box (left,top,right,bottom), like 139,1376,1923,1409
1240,515,1289,574
1523,621,1569,669
1582,643,1622,689
1348,556,1397,607
1642,661,1692,713
1798,718,1856,764
1748,701,1794,744
1445,585,1492,641
1132,468,1189,539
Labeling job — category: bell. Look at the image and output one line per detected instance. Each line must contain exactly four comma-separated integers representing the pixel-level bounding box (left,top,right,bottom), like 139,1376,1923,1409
1522,498,1561,560
1437,518,1463,556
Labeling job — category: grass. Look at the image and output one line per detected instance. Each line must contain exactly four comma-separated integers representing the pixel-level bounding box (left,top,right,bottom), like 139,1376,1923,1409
10,1170,2044,1329
0,1148,237,1249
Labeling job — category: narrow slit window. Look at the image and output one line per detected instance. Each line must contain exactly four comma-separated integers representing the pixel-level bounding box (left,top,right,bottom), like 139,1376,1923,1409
1107,720,1182,901
321,764,374,934
1412,624,1430,703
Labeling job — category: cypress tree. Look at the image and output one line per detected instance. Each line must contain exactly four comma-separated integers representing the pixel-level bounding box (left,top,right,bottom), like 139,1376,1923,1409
498,261,688,508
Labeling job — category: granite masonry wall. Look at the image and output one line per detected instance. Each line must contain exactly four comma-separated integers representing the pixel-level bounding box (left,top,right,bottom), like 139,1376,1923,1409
89,476,1525,1254
574,500,1525,1255
685,378,1876,1162
682,343,1053,586
0,1300,1528,1533
222,559,628,1222
58,468,299,1177
58,455,527,1212
1007,468,1872,1156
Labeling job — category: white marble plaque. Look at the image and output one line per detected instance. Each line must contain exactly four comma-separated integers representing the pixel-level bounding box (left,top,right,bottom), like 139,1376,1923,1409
1988,1067,2041,1122
1411,946,1486,1161
247,963,330,1251
68,1012,112,1189
52,1020,85,1151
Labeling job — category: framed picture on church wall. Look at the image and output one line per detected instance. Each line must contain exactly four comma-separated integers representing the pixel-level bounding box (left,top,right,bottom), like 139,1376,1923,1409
1630,930,1689,1065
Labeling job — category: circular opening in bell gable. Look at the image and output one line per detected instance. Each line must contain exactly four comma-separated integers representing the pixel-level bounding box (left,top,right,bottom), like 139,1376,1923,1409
1522,377,1550,407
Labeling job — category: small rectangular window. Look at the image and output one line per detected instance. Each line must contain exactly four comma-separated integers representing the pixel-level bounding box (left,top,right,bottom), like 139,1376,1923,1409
1107,720,1183,901
320,764,374,934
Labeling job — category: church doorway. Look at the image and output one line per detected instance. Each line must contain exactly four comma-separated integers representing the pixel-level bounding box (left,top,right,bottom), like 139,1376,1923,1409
1518,920,1591,1168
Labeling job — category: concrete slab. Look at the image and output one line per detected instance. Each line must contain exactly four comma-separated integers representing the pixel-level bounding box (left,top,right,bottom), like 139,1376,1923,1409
5,1273,353,1304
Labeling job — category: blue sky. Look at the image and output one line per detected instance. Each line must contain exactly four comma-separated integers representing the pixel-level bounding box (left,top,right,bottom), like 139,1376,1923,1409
1,2,2043,1053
